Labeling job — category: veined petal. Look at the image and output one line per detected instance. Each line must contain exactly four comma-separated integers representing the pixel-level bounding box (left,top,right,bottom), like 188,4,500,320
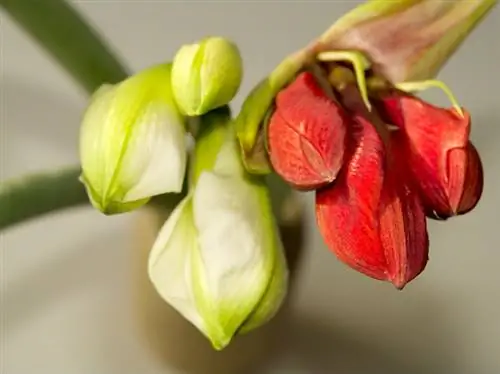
147,196,204,332
268,71,347,190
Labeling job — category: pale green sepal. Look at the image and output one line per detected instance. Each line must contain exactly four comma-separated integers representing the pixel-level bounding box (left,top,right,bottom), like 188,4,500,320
171,37,243,116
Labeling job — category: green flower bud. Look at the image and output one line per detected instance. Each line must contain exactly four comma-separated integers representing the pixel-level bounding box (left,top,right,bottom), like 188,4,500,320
148,112,288,350
79,63,187,214
171,37,243,116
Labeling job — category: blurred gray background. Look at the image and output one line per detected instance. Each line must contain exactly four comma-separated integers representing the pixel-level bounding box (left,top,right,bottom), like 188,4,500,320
1,1,499,373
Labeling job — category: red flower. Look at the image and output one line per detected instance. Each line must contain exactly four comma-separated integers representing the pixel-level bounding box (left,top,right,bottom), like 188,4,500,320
266,69,482,288
315,115,429,289
267,72,347,190
379,94,484,219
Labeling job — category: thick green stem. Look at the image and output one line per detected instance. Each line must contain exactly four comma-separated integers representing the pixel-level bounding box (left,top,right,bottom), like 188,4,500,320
0,168,88,230
0,0,129,93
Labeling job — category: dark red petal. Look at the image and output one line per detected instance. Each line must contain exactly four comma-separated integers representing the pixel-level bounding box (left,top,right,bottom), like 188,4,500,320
268,71,346,190
315,115,387,280
380,132,429,289
379,93,472,217
448,141,484,215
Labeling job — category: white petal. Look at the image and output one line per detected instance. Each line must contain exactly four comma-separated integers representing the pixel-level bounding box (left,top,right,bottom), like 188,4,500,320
147,196,204,332
120,102,187,202
191,170,274,338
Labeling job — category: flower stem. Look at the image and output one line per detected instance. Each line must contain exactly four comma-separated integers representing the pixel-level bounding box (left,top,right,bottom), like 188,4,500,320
0,167,187,230
0,167,88,230
0,0,129,94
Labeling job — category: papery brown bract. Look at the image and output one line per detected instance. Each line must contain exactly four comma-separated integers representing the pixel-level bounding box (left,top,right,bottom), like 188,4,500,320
315,115,429,288
267,72,347,190
379,94,484,218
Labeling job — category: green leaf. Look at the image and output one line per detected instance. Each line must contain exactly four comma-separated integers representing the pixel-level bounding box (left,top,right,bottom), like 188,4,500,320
0,0,129,93
0,166,184,230
0,168,88,229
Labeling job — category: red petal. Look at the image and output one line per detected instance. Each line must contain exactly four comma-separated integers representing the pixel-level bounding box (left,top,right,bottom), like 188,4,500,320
315,115,387,280
268,72,346,190
379,93,472,217
380,132,429,289
448,141,484,215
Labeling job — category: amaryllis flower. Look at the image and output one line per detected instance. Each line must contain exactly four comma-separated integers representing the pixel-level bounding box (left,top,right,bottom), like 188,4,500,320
378,93,484,219
267,71,347,190
270,62,483,288
315,114,429,289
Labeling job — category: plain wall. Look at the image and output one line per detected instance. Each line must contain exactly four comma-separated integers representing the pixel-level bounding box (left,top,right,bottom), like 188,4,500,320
2,1,500,373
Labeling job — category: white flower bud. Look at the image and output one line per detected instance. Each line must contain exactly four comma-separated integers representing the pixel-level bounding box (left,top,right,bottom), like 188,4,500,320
148,136,287,350
79,63,187,214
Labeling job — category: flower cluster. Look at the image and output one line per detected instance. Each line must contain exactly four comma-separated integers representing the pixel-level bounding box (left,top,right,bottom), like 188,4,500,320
78,0,495,350
267,66,483,288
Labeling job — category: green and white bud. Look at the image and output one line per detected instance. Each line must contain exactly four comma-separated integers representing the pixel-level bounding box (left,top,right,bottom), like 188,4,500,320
148,110,287,350
171,37,243,116
79,63,187,214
